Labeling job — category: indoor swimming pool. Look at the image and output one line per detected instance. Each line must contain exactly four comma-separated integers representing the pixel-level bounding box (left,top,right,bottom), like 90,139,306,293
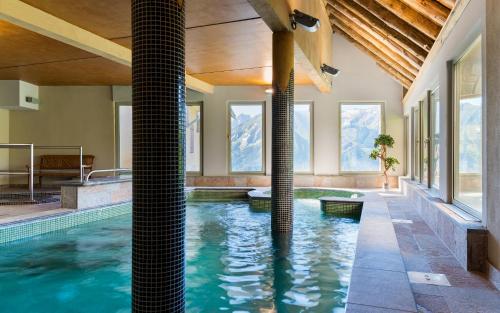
0,198,359,312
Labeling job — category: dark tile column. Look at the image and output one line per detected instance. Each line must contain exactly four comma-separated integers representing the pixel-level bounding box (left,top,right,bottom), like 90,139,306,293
131,0,186,312
271,31,294,234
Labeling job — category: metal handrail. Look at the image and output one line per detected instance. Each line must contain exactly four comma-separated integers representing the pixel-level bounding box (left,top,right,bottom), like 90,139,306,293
0,144,85,201
85,168,132,183
0,143,34,201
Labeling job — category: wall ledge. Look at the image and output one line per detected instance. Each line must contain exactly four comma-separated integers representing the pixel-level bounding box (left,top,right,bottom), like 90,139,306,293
401,178,488,272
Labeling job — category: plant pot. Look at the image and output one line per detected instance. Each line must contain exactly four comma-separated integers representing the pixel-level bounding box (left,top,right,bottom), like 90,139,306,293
383,182,389,190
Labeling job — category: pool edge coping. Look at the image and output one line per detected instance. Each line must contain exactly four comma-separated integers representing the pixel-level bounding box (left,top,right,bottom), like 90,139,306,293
345,192,418,313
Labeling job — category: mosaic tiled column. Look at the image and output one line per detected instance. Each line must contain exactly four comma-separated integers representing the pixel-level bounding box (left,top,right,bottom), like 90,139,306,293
271,31,294,234
131,0,186,312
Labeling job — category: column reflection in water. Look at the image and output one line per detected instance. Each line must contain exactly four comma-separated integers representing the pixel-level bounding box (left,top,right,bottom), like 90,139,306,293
272,233,293,313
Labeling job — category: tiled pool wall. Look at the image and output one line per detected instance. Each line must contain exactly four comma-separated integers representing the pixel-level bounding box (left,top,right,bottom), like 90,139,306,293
321,200,363,216
0,202,131,244
186,188,252,202
249,197,271,211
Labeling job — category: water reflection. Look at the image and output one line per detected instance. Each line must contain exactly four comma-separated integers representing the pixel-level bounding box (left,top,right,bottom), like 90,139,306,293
0,200,359,313
272,233,293,313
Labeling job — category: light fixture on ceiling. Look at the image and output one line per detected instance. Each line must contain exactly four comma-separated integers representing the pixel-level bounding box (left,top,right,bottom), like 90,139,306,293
290,9,320,32
265,88,274,94
321,64,340,77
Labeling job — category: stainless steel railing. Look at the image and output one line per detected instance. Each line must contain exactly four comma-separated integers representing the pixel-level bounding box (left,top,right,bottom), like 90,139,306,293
85,168,131,183
0,144,85,201
0,144,34,201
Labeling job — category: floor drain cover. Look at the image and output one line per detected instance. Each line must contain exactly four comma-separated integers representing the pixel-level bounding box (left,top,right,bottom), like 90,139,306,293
408,271,451,286
392,219,413,224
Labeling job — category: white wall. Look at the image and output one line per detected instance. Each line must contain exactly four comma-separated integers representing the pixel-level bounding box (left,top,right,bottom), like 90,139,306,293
201,33,404,176
9,86,115,178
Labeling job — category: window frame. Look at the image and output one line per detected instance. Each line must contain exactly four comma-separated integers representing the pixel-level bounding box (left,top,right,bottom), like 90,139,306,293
227,101,266,175
451,36,483,218
115,101,132,169
114,101,204,176
430,86,440,190
186,101,204,176
421,92,432,188
294,101,314,175
338,101,386,175
412,105,421,182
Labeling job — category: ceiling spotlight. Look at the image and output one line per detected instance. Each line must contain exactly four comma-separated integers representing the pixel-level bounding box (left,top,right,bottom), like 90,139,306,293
321,64,340,77
290,9,320,32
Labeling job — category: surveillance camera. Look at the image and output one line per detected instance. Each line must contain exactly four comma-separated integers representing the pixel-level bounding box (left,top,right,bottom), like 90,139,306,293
321,64,340,77
290,9,320,32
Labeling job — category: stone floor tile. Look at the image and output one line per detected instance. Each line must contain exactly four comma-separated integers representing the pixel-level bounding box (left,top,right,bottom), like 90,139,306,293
428,256,494,289
414,234,453,257
348,267,417,312
402,252,433,272
411,283,442,296
439,286,500,313
346,303,416,313
414,294,451,313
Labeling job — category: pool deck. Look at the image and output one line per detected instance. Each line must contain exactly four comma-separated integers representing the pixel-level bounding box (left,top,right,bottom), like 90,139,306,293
0,201,71,225
385,193,500,313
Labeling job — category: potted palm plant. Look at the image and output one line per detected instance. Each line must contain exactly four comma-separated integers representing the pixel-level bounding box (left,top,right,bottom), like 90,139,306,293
369,134,399,190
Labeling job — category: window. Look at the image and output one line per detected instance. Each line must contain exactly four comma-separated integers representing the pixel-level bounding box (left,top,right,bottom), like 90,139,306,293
186,103,202,174
340,102,383,172
116,102,203,174
430,88,440,189
413,106,421,181
117,104,132,169
229,102,265,173
421,98,430,186
294,103,313,173
453,37,482,215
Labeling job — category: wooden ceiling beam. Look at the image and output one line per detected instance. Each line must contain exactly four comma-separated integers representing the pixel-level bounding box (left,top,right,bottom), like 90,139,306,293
331,10,420,74
334,26,412,88
248,0,333,93
328,3,423,69
398,0,450,26
434,0,456,10
376,62,412,88
329,0,427,63
372,0,441,39
353,0,434,51
0,0,215,94
332,20,416,81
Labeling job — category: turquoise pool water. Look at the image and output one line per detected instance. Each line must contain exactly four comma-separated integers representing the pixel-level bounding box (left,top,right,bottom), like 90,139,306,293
0,200,359,312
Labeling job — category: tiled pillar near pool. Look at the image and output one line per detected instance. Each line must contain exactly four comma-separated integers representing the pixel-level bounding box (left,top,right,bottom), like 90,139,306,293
271,31,294,234
131,0,186,312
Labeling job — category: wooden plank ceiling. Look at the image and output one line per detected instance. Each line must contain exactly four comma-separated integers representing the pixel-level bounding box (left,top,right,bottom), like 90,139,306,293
0,0,311,86
325,0,456,88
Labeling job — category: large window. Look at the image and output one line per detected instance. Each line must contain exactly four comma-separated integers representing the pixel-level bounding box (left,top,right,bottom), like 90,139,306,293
294,102,313,173
430,88,440,189
116,102,203,174
340,102,383,172
118,104,132,169
421,99,430,186
453,37,482,215
186,103,202,174
413,106,421,181
229,102,265,173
